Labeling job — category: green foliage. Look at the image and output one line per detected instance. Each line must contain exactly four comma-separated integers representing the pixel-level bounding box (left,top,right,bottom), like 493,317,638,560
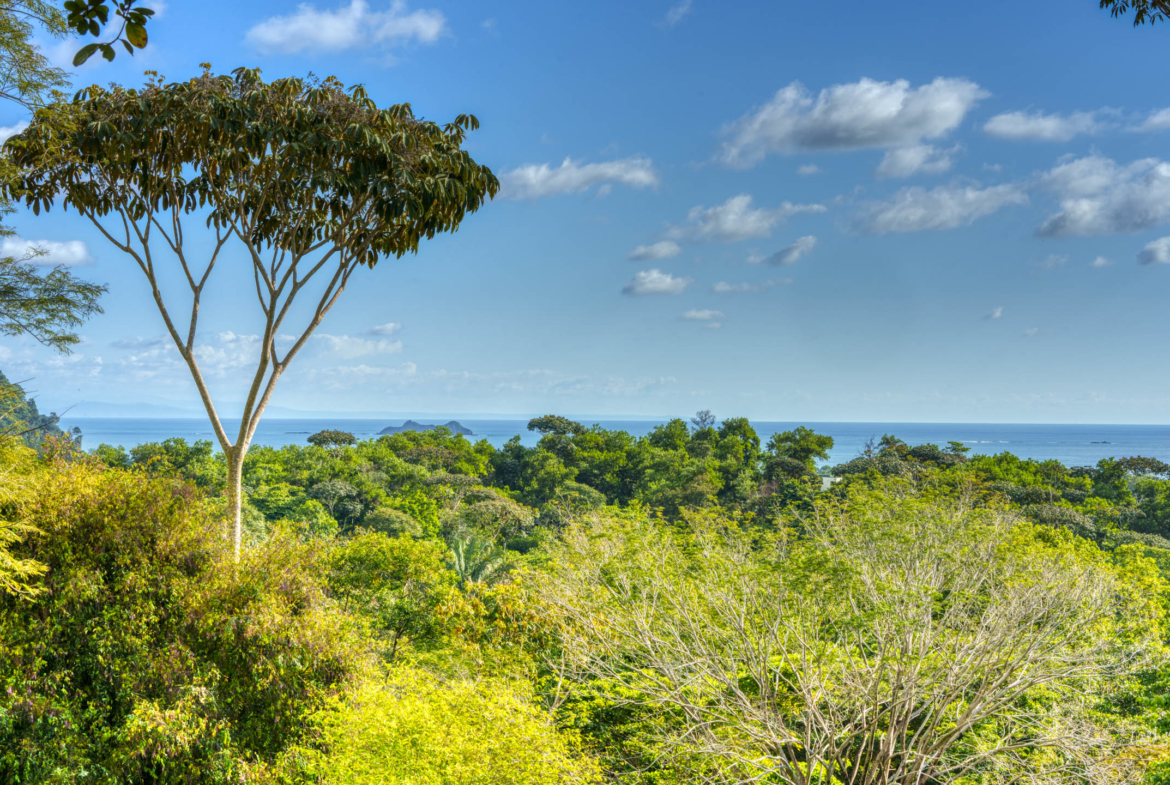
527,414,586,436
7,68,498,268
382,487,442,539
0,461,371,781
0,254,106,352
308,429,357,449
329,531,455,661
66,0,156,64
0,1,68,110
0,370,63,445
296,669,600,785
1099,0,1170,25
766,425,834,468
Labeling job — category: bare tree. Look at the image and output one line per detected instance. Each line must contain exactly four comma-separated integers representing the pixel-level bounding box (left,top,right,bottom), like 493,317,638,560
6,68,497,557
535,491,1161,785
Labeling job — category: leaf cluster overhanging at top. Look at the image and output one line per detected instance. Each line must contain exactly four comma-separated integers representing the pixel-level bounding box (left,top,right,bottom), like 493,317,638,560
2,67,499,267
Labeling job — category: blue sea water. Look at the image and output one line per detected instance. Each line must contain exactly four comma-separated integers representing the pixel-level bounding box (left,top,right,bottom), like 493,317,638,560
56,417,1170,468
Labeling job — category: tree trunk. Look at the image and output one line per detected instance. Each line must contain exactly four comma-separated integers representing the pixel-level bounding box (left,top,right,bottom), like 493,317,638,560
226,446,244,560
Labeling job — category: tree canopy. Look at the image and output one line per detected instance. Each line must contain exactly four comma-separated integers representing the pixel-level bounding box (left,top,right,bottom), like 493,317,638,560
3,66,499,556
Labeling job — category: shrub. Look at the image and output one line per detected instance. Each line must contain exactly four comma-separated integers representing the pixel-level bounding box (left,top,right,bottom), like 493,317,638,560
296,668,600,785
0,462,370,783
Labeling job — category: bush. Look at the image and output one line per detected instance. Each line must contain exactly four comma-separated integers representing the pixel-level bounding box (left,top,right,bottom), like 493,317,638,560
295,668,600,785
0,462,370,783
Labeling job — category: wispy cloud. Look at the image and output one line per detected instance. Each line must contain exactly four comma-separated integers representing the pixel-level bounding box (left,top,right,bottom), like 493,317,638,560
667,194,825,242
663,0,692,26
755,235,817,265
500,156,658,199
713,279,790,292
859,183,1027,233
627,241,681,261
984,110,1105,142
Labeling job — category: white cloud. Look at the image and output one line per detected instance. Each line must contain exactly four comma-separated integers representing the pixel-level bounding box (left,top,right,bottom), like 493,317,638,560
1135,107,1170,132
623,269,692,295
1037,253,1068,270
0,121,27,144
683,309,723,321
1,237,93,266
984,110,1103,142
1138,237,1170,265
1037,155,1170,236
1024,328,1039,338
481,17,496,31
755,235,817,265
313,333,403,358
627,241,681,261
713,279,790,292
875,144,956,178
110,336,168,350
797,163,821,176
500,156,658,199
1091,255,1113,268
718,77,986,168
983,162,1003,173
245,0,446,54
663,0,692,26
986,306,1003,320
860,183,1028,233
667,194,825,243
364,322,402,336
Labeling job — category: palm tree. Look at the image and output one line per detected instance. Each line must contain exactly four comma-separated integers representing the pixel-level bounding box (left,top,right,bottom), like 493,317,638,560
447,532,513,587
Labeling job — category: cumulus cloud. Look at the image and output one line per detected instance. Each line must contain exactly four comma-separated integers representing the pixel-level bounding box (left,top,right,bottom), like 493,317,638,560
246,0,446,53
713,279,790,292
500,156,657,199
1036,155,1170,236
717,77,986,168
797,163,821,176
1134,107,1170,133
683,309,722,321
622,269,692,295
985,306,1003,320
1,237,93,266
875,144,956,178
667,194,825,243
1139,237,1170,265
755,235,817,265
663,0,692,26
1091,255,1113,268
364,322,402,336
627,241,681,260
983,110,1103,142
860,183,1028,233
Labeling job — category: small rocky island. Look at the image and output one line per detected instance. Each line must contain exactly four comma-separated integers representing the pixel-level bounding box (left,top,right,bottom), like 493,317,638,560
379,420,474,436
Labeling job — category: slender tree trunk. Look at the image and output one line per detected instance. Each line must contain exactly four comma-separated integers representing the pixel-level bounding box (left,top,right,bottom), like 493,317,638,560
225,446,244,560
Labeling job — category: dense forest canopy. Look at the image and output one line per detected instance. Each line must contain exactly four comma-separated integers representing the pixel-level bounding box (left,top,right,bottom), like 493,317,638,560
4,411,1170,783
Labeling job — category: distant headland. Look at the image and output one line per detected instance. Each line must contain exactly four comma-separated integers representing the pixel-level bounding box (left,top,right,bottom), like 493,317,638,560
379,420,474,436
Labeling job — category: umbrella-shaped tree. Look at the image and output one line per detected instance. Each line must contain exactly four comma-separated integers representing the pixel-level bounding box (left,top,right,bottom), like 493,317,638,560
5,66,498,557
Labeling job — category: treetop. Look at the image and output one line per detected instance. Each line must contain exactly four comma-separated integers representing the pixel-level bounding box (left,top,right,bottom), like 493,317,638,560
3,66,499,268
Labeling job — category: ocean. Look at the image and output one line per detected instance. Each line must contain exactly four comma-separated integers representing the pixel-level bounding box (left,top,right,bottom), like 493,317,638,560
56,417,1170,468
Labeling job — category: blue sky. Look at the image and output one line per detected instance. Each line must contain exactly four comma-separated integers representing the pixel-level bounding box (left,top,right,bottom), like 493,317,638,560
5,0,1170,423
